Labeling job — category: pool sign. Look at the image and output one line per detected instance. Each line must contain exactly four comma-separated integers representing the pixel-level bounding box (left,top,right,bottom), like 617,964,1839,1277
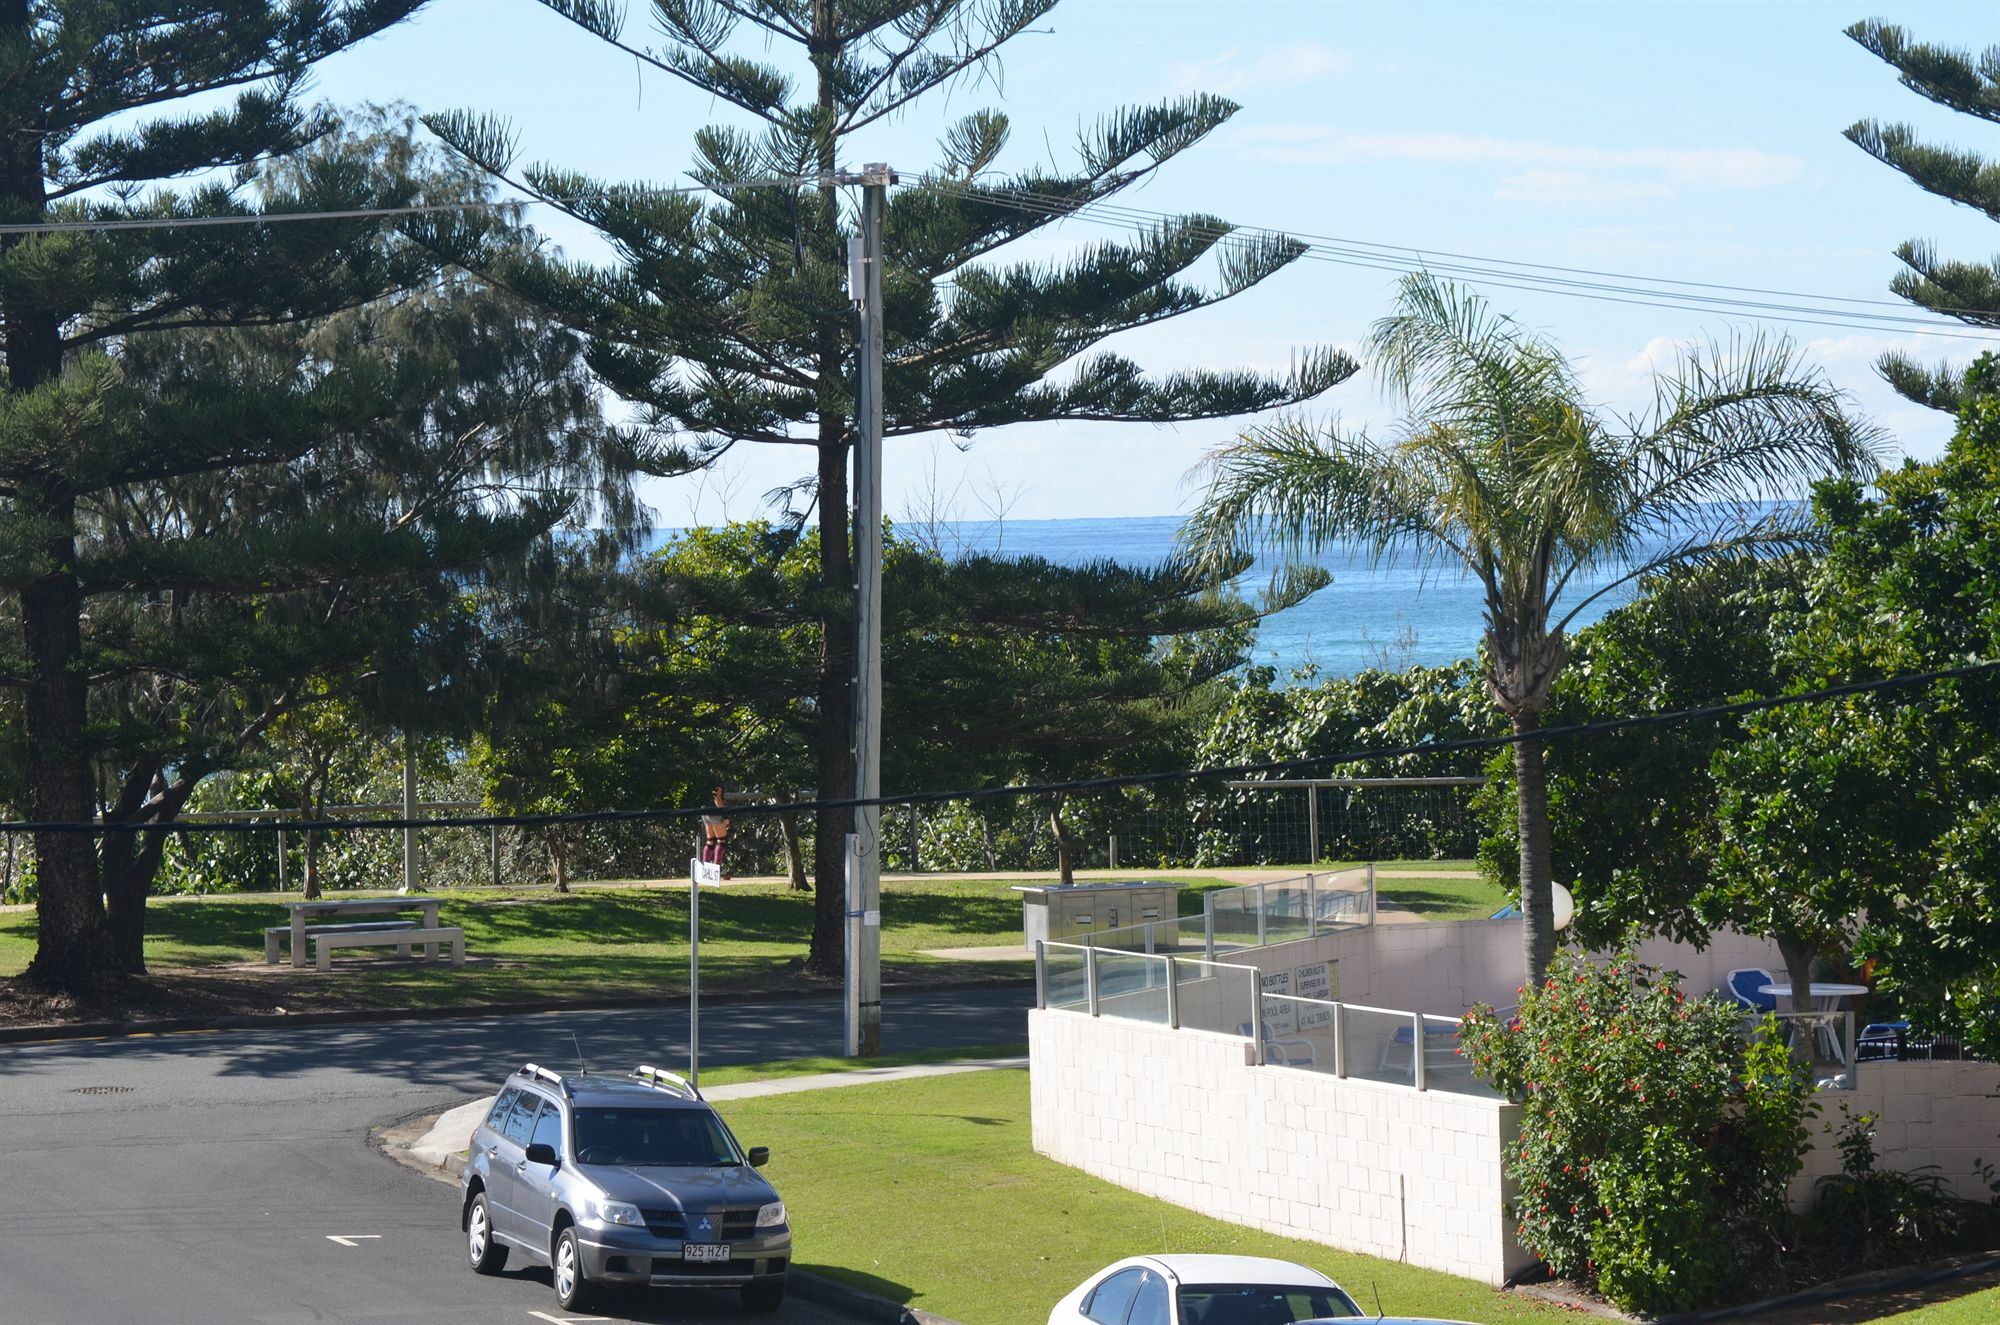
1261,968,1295,1035
1295,962,1336,1029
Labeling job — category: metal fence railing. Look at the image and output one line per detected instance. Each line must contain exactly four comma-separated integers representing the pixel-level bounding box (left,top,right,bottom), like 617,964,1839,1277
1257,995,1499,1098
1035,940,1259,1039
1072,919,1192,956
1036,940,1493,1096
1203,867,1375,957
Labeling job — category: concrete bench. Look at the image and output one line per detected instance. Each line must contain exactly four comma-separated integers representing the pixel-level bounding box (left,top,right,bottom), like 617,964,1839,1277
315,924,465,972
266,919,419,965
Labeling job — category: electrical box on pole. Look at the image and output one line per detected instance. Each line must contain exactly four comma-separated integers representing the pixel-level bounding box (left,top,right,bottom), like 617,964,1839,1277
845,163,894,1057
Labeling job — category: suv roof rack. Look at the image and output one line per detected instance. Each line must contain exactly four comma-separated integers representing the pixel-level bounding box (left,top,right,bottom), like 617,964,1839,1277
517,1063,573,1098
631,1063,703,1101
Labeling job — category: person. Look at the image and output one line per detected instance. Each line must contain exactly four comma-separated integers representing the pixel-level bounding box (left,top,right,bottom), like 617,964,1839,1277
699,786,731,878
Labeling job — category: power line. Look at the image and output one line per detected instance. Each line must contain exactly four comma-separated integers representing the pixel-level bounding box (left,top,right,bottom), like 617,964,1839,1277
919,177,2000,343
10,656,1996,837
13,169,1998,342
0,176,816,236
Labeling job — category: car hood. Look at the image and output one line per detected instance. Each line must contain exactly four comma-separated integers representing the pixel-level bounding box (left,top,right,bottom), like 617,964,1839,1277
582,1163,778,1209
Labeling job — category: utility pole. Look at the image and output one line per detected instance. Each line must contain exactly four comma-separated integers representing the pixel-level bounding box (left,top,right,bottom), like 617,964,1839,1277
844,162,894,1057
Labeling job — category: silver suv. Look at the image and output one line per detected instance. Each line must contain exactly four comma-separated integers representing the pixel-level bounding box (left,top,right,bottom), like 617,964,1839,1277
460,1063,791,1314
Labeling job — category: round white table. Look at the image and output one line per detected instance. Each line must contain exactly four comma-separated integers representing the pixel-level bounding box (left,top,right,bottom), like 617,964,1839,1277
1757,981,1868,1010
1759,982,1869,1064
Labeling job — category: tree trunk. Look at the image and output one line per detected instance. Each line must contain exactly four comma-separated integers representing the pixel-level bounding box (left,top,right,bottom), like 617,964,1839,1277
17,504,108,992
779,810,808,891
1049,795,1077,887
101,830,145,975
102,777,198,974
301,828,321,901
804,0,853,979
549,831,570,894
6,40,111,992
1776,931,1819,1063
1514,711,1558,985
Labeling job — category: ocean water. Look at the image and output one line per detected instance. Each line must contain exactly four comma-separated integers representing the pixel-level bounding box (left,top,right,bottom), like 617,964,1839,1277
902,514,1646,680
648,513,1709,680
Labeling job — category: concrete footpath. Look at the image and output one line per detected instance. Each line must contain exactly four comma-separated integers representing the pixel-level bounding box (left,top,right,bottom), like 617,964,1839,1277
391,1055,1029,1175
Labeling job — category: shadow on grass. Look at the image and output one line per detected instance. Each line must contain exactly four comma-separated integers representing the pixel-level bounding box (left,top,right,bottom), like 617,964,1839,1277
1380,887,1497,917
797,1264,924,1309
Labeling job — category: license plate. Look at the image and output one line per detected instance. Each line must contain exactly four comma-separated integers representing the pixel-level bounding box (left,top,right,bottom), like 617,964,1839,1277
683,1244,731,1263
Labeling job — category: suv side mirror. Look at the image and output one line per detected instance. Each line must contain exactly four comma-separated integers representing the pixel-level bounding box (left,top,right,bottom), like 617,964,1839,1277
524,1143,559,1166
746,1146,770,1168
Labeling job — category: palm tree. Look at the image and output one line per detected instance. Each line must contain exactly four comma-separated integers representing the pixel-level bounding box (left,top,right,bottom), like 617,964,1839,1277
1183,273,1883,984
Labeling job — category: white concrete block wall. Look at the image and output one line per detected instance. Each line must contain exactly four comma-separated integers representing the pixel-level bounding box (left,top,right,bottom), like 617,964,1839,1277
1030,1006,1525,1285
1221,919,1793,1016
1793,1060,2000,1203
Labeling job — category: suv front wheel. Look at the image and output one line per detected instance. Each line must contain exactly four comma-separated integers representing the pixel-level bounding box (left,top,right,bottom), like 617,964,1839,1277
467,1192,508,1274
553,1225,594,1312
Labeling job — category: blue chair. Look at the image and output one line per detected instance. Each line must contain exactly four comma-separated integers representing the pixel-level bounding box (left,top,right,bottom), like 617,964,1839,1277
1858,1021,1908,1061
1725,968,1778,1013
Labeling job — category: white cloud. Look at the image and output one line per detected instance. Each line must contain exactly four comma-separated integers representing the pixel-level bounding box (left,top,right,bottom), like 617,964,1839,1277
1573,332,1957,468
1164,43,1351,96
1494,169,1672,206
1233,128,1807,204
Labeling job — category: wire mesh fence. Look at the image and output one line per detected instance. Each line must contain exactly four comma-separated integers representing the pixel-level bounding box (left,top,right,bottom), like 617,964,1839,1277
0,778,1482,905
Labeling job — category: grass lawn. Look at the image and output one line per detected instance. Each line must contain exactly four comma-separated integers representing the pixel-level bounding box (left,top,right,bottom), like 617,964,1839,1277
1871,1285,2000,1323
0,864,1499,1015
698,1041,1025,1088
0,876,1236,1010
716,1066,1573,1325
1169,861,1506,923
1372,873,1509,921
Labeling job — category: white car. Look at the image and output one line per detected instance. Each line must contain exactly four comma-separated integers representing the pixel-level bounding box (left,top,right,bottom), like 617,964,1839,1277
1048,1255,1364,1325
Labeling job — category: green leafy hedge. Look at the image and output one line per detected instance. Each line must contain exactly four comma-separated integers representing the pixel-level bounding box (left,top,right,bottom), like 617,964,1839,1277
1458,940,1813,1314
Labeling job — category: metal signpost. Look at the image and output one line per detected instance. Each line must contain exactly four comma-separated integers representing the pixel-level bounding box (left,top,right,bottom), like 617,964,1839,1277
689,855,720,1086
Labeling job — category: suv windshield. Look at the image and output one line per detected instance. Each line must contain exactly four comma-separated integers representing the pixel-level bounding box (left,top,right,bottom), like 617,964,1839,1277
1177,1286,1360,1325
571,1108,739,1167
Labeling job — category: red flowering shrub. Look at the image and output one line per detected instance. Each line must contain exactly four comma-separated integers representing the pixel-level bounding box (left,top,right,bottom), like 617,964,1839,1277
1458,938,1812,1314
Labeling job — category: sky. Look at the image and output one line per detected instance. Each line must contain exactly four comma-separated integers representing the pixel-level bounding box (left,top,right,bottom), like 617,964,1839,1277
300,0,2000,524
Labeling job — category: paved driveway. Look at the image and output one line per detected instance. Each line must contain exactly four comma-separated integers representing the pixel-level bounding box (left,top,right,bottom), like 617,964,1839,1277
0,990,1028,1323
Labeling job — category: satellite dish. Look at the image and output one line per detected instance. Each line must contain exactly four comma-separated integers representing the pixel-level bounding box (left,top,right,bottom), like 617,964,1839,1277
1552,882,1576,932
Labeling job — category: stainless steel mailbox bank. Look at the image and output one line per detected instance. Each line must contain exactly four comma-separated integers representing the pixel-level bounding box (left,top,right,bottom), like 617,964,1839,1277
1013,880,1183,952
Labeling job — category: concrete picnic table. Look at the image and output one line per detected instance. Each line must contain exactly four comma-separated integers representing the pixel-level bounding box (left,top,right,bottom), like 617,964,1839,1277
274,895,446,968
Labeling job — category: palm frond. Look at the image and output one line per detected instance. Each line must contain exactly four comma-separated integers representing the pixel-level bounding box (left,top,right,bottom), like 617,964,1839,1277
1368,272,1579,453
1552,504,1826,632
1178,415,1476,590
1623,331,1886,526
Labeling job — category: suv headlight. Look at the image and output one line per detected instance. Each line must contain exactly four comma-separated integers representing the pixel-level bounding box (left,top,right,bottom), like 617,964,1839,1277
755,1200,787,1229
592,1199,646,1227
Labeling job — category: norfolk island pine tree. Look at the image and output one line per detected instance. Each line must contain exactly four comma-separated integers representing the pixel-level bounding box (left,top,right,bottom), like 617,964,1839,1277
419,0,1355,975
0,6,646,992
1844,19,2000,411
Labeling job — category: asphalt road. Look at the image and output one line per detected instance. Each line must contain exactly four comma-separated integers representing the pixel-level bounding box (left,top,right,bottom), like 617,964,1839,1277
0,987,1031,1325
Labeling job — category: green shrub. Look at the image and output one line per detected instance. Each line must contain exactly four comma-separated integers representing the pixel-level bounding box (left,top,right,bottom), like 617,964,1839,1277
1457,939,1813,1314
1800,1107,1961,1275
